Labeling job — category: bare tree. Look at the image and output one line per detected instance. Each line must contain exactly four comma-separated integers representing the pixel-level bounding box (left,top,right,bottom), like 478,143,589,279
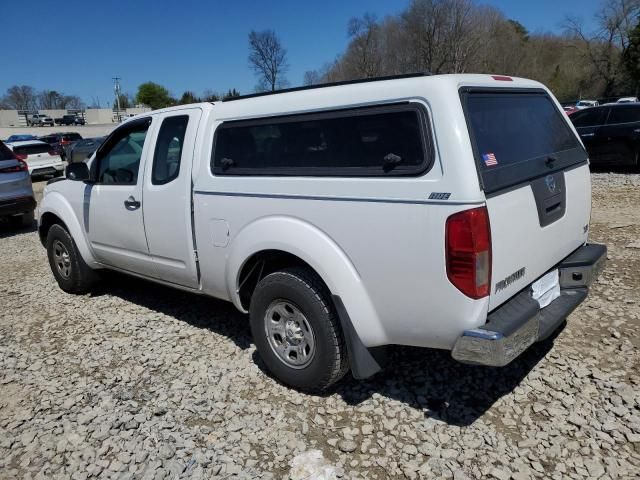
303,70,322,85
248,30,289,91
345,13,383,78
564,0,640,96
2,85,37,110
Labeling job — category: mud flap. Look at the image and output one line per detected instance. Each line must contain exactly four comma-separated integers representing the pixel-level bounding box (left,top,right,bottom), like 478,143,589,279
332,295,386,379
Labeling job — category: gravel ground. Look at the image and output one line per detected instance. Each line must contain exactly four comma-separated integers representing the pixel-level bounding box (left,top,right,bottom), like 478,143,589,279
1,174,639,480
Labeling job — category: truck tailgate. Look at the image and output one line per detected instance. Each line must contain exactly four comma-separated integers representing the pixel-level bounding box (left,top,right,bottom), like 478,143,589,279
460,88,591,310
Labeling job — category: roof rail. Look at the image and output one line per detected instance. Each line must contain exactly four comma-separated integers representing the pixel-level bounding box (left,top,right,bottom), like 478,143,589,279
223,72,432,102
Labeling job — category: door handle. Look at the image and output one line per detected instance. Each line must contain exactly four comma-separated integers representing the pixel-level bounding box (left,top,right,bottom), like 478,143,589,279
581,133,595,138
124,196,141,210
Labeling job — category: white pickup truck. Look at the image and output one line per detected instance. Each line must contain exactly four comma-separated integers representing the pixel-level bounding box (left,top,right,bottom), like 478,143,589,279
38,74,606,391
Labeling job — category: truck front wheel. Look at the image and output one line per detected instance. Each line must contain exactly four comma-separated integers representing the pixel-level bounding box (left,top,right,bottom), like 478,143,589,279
46,224,98,294
249,267,349,392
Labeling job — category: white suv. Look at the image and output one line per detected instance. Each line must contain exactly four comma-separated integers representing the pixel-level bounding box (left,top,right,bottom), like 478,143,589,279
28,114,54,126
38,74,606,391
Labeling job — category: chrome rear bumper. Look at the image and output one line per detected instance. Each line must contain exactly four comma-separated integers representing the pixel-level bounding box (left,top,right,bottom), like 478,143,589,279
452,243,606,367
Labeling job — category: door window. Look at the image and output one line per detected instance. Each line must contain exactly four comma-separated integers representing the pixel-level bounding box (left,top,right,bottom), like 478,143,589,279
96,119,150,185
606,106,640,125
571,108,608,127
152,115,189,185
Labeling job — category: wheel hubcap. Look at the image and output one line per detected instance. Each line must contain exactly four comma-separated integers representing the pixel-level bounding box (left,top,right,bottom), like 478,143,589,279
264,300,315,369
52,240,71,279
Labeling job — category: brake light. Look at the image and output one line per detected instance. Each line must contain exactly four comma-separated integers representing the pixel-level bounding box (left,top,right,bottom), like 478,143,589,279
14,153,27,161
0,159,28,173
48,150,57,156
492,75,513,81
446,207,492,299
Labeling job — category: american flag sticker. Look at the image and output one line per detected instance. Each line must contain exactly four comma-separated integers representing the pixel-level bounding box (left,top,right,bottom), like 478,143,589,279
483,153,498,166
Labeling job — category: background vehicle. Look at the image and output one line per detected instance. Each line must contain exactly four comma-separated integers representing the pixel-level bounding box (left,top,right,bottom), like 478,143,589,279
55,115,86,126
616,97,638,103
66,136,105,163
39,132,83,162
38,74,605,391
570,103,640,167
5,134,37,143
0,140,36,227
28,114,54,126
576,100,599,110
6,140,65,177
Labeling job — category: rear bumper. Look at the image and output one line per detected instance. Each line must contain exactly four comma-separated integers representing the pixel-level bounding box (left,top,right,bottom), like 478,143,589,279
0,196,36,217
451,243,606,367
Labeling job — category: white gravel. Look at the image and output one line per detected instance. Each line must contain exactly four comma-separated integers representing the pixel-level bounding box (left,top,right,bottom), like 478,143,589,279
0,174,639,479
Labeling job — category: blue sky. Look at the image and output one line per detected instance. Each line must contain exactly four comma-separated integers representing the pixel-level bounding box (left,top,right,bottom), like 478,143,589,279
3,0,602,106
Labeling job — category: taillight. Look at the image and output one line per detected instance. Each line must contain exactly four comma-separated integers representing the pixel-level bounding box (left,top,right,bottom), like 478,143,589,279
0,159,28,173
60,139,70,145
446,207,492,299
14,153,27,161
48,150,57,156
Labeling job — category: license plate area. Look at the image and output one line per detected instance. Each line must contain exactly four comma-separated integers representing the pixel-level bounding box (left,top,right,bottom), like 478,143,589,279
531,269,560,308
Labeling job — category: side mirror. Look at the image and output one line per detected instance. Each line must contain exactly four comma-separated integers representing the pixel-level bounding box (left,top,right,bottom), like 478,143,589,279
65,162,91,182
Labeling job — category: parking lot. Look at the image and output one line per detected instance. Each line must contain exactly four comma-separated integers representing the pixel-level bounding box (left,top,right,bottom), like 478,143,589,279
0,125,115,141
0,172,638,479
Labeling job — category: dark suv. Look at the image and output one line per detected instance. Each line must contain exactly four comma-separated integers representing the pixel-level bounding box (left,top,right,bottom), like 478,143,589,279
570,103,640,168
39,132,83,161
55,115,85,126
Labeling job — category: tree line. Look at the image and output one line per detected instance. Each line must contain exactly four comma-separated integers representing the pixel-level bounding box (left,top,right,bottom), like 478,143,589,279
0,86,83,111
300,0,640,101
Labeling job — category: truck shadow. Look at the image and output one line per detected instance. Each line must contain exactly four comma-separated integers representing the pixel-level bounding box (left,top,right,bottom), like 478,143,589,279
251,327,560,427
0,219,37,239
94,271,559,426
331,333,558,427
92,272,253,350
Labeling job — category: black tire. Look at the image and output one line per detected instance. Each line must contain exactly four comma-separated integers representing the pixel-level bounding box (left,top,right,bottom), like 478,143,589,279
46,224,98,294
249,267,349,392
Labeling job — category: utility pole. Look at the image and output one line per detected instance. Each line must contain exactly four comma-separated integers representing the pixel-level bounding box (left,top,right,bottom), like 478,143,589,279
113,77,122,122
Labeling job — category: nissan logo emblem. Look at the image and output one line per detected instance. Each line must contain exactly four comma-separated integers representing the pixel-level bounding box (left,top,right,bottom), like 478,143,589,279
545,175,556,193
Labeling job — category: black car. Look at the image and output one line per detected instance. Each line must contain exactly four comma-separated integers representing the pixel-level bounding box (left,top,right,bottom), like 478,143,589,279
54,115,85,126
67,136,105,163
38,132,83,161
570,103,640,168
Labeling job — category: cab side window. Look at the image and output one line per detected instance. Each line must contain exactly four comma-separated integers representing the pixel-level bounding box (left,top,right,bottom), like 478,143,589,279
152,115,189,185
97,119,150,185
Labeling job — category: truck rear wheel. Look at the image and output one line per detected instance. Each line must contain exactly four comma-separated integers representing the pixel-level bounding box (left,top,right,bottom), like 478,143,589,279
46,224,98,294
249,267,349,392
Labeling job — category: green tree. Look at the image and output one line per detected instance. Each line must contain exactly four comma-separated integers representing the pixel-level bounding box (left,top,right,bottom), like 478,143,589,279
178,91,200,104
113,93,131,110
624,17,640,95
222,88,241,100
135,82,174,110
